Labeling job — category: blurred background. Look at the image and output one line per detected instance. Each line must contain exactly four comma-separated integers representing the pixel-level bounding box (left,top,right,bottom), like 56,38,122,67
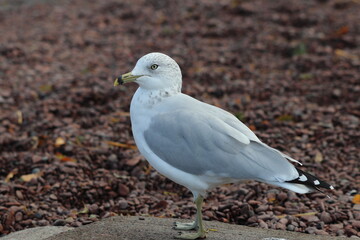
0,0,359,237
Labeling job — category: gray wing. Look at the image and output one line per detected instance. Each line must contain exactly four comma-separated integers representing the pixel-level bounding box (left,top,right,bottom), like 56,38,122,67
144,109,298,182
200,99,302,165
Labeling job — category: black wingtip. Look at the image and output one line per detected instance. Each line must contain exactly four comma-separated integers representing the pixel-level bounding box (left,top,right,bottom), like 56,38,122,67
286,167,334,193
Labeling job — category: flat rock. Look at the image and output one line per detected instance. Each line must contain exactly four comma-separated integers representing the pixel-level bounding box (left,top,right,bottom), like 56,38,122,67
44,216,347,240
2,226,72,240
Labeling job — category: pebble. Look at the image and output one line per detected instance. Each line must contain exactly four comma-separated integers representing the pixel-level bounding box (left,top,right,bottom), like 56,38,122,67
65,217,74,223
14,211,23,222
248,200,261,205
345,226,358,236
255,205,268,213
287,224,295,231
204,211,214,218
330,223,344,232
277,192,288,201
273,206,285,213
89,204,99,214
314,229,329,235
300,215,320,222
118,183,129,197
305,226,317,234
53,219,66,226
290,221,299,227
20,219,32,226
320,211,333,223
275,222,286,230
352,220,360,230
106,154,118,169
34,212,43,219
15,190,24,200
240,204,254,217
316,221,325,229
258,214,272,221
49,194,58,200
118,200,128,210
247,215,258,224
278,218,288,225
353,204,360,211
37,220,49,226
71,221,82,227
258,220,268,229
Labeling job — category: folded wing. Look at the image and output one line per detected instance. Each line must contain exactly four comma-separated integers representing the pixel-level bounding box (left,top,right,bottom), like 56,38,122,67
144,109,299,183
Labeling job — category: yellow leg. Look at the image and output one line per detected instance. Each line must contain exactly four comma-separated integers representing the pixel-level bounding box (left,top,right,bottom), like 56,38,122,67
175,196,207,239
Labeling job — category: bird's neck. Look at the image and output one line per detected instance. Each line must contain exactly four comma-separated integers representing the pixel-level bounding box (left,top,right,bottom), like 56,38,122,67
132,86,181,107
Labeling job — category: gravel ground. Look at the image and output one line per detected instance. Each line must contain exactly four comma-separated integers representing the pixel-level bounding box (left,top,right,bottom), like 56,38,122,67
0,0,359,238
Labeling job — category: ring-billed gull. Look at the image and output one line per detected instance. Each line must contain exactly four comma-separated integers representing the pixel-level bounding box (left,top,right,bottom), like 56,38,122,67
114,52,334,239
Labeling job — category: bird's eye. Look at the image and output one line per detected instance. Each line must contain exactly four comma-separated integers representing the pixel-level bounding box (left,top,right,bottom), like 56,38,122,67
150,64,158,70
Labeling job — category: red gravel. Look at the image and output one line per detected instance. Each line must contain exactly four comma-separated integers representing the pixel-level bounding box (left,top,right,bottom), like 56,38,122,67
0,0,359,238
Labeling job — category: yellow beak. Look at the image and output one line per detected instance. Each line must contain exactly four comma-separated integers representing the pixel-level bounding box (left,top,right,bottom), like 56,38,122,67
114,72,143,86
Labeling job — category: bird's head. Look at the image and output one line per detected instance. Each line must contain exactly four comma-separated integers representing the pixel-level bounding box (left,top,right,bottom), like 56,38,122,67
114,52,182,91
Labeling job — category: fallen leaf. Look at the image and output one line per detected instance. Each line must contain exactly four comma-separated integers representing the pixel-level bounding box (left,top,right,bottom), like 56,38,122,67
79,205,89,214
5,169,18,182
261,120,270,125
55,153,77,162
69,209,78,218
20,171,42,182
292,43,307,56
299,73,313,80
293,212,317,217
352,194,360,204
276,114,294,122
163,191,178,196
335,49,358,60
114,111,130,117
55,137,66,147
31,135,47,150
31,136,39,150
75,136,85,146
113,172,129,179
249,125,256,131
314,150,323,163
234,112,245,121
144,164,153,175
16,110,23,124
65,217,74,223
105,141,137,150
334,26,349,37
276,211,318,219
110,117,121,123
39,84,53,93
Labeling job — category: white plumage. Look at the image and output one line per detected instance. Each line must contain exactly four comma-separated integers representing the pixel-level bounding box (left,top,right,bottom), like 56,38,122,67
114,52,334,239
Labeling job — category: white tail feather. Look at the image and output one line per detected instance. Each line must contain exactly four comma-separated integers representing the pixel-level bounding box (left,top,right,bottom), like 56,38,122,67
268,182,314,194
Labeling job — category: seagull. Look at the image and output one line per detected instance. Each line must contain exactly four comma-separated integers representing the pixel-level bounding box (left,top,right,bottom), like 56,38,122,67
114,52,334,239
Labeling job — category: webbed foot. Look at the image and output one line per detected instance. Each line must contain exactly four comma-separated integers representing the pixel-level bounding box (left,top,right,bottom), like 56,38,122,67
173,221,197,230
175,229,207,239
